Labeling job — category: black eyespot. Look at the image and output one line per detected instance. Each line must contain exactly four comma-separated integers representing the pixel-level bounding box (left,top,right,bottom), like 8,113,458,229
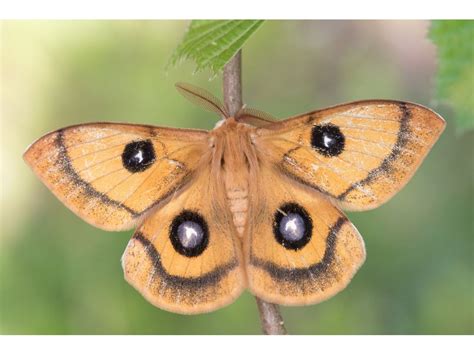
170,210,209,257
122,140,156,173
311,124,345,157
273,203,312,250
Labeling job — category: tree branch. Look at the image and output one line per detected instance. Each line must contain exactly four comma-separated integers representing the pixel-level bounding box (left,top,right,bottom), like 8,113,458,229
222,50,288,335
254,298,287,335
223,51,243,115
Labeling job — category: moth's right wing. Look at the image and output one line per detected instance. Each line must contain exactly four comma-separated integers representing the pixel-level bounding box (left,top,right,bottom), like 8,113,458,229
254,101,445,211
245,163,366,306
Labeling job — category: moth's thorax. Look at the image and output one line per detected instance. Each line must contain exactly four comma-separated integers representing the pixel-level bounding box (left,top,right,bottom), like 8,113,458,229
210,118,257,237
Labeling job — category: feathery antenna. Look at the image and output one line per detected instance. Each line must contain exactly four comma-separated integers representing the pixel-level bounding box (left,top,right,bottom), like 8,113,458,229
236,107,276,127
175,82,229,119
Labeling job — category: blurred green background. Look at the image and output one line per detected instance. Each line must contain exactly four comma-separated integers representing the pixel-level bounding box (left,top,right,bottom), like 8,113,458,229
1,20,472,334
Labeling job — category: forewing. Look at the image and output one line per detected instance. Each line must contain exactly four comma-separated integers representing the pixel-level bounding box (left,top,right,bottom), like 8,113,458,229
254,101,445,210
24,123,208,231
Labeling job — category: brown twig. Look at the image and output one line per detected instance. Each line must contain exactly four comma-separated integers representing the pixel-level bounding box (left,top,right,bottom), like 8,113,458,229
254,298,287,335
223,51,243,115
222,50,288,335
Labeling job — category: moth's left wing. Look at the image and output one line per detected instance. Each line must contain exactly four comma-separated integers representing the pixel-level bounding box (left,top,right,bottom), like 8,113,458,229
254,101,445,211
122,166,245,314
24,123,208,231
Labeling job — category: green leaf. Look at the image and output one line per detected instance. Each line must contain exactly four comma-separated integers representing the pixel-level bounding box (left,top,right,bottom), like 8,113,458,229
430,20,474,133
169,20,264,75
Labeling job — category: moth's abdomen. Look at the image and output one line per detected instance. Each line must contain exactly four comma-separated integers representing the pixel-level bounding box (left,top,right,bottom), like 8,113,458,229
226,187,248,236
212,119,255,238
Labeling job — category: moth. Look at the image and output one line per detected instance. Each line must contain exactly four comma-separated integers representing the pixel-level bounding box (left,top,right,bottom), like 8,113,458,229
24,83,445,314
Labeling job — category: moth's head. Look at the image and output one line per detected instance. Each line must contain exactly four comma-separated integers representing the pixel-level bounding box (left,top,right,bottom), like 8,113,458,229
213,117,230,129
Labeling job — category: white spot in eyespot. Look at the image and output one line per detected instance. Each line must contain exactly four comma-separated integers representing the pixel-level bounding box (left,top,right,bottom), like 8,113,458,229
184,226,197,238
134,150,144,163
177,221,204,249
280,213,305,242
323,135,333,147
